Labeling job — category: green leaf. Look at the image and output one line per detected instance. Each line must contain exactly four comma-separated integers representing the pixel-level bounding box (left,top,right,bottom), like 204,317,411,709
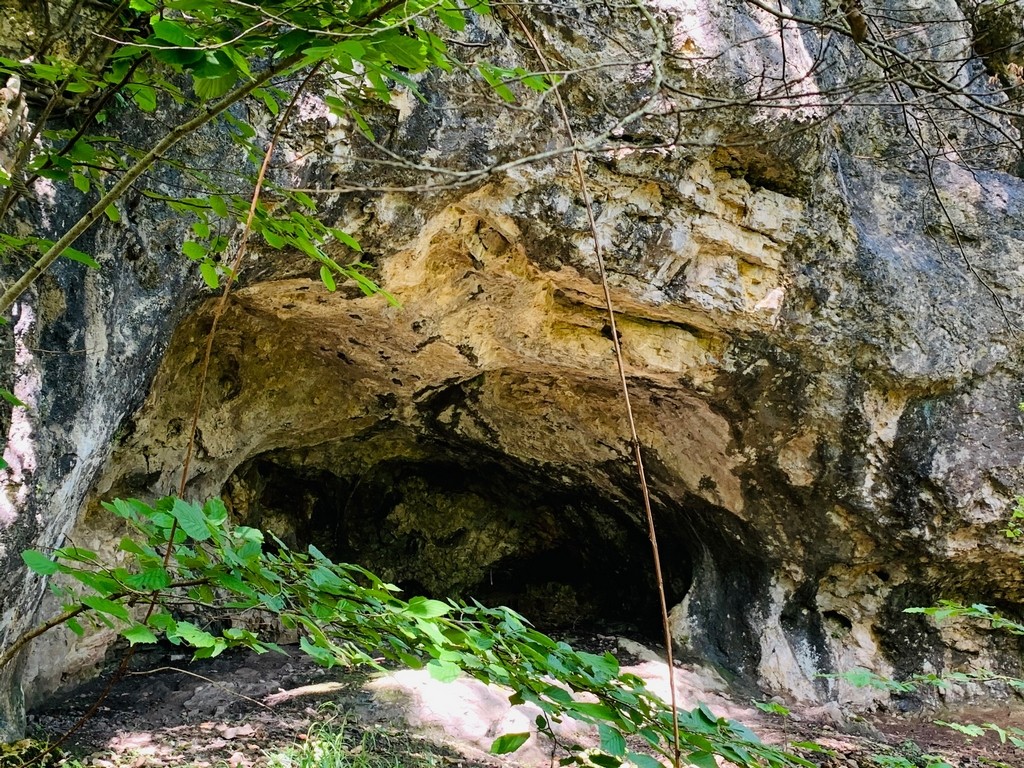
153,46,206,68
263,229,285,248
212,571,252,595
685,753,718,768
376,34,428,71
407,596,451,618
122,624,158,645
291,190,317,211
193,50,237,80
696,703,721,726
193,637,228,659
319,265,336,291
22,549,60,575
935,720,985,738
54,546,98,564
625,752,664,768
194,73,237,101
70,570,122,596
540,684,573,704
300,635,338,667
1,388,26,407
67,618,85,637
151,20,196,47
173,620,217,648
254,87,280,116
204,497,228,526
489,732,529,755
436,0,467,31
199,261,220,289
81,595,132,623
350,109,375,141
221,45,252,80
753,699,790,717
478,63,516,103
72,173,90,194
125,567,171,591
569,701,619,722
209,195,229,217
598,724,626,757
790,741,834,755
330,228,362,251
63,247,100,269
427,659,461,683
277,29,316,56
580,650,620,678
147,612,175,632
522,73,551,92
104,203,121,222
129,84,157,113
170,497,212,541
182,240,206,260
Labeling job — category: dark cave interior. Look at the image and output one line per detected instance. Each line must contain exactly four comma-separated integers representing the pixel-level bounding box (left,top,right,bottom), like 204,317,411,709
225,448,696,639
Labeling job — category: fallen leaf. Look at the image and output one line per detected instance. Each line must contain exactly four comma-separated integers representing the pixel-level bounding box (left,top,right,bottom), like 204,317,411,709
222,724,256,740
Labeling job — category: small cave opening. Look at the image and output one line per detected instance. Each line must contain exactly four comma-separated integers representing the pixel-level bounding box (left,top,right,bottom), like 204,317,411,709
224,446,696,640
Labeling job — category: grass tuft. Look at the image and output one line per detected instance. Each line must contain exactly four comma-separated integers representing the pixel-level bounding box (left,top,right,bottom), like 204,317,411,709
265,705,440,768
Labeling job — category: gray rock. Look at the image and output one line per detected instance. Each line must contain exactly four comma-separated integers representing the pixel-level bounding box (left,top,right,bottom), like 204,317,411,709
4,0,1024,740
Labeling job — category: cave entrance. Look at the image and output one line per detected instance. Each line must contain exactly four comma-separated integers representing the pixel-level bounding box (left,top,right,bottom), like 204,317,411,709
225,447,694,638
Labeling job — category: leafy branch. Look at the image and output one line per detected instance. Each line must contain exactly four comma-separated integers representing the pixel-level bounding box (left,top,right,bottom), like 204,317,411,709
0,52,297,314
0,0,504,312
9,496,809,768
830,504,1024,765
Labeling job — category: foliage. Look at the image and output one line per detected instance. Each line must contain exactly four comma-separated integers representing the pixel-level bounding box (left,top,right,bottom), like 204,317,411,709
905,602,1024,637
831,666,1024,696
0,387,23,470
932,720,1024,749
265,707,412,768
0,0,556,311
833,504,1024,764
12,496,808,768
751,700,790,718
1002,496,1024,540
0,738,61,767
870,753,954,768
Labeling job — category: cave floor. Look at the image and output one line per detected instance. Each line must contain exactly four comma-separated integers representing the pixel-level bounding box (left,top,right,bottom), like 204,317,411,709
25,637,1024,768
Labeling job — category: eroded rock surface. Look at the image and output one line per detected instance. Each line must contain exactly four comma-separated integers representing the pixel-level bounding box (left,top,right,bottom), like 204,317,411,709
4,0,1024,740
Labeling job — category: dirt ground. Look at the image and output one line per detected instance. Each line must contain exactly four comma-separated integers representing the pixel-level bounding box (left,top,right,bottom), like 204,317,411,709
22,635,1024,768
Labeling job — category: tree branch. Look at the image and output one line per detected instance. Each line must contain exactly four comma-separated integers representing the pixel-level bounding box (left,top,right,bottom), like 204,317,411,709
0,52,302,316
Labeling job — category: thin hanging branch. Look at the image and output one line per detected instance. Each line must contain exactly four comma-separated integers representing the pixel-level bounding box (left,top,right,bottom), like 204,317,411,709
22,66,322,767
0,52,302,316
173,60,325,505
0,0,134,222
506,7,683,768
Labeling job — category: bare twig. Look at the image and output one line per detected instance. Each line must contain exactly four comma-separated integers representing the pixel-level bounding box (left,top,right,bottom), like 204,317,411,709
19,62,323,768
126,666,272,709
507,6,682,767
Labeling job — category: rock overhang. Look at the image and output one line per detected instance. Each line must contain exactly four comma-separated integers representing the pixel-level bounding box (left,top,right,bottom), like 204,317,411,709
6,0,1024,734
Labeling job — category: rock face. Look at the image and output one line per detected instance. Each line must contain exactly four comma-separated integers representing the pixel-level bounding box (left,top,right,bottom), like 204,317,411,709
4,0,1024,740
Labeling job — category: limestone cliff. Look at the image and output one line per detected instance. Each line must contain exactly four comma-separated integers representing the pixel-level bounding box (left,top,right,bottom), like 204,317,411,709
3,0,1024,741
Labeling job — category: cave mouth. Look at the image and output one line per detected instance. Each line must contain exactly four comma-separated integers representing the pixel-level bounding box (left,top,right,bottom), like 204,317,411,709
225,448,695,639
